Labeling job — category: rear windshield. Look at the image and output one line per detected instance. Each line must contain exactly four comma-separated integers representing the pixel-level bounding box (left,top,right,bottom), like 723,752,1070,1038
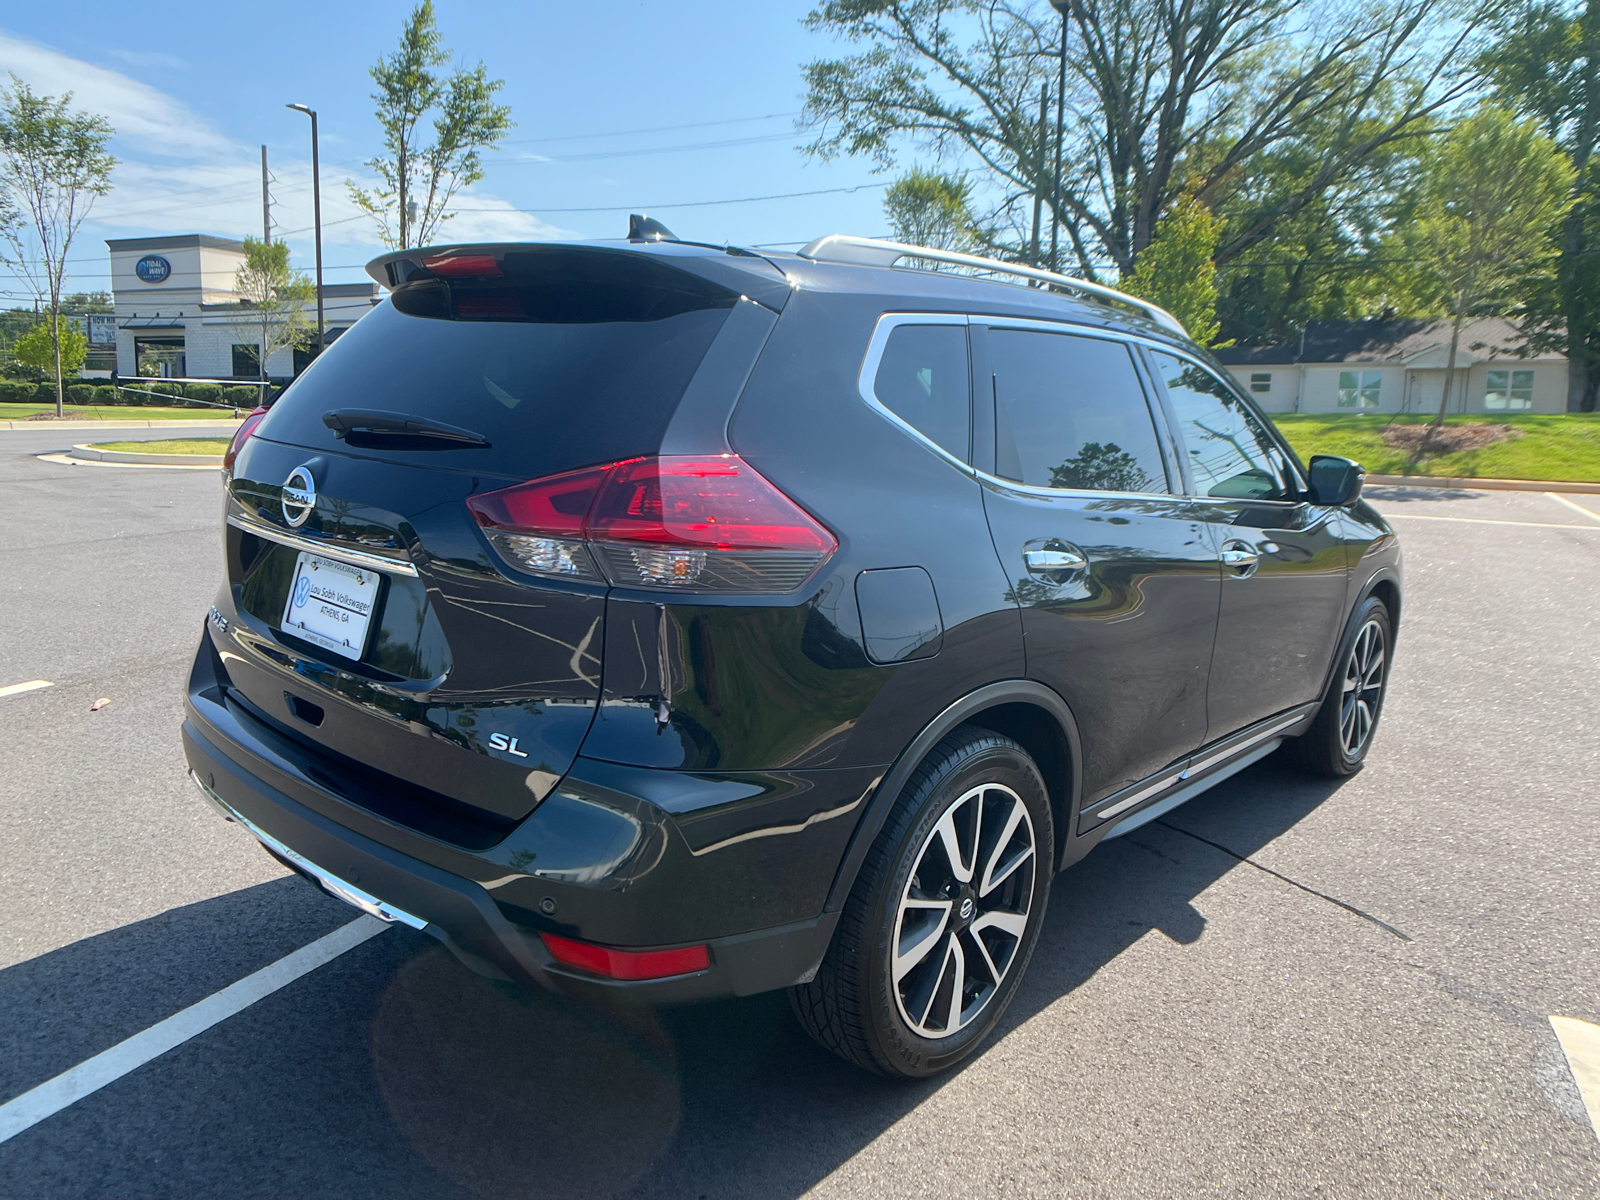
257,249,736,479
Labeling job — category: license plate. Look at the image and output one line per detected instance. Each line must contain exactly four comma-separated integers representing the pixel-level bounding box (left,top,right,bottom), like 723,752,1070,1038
280,552,381,661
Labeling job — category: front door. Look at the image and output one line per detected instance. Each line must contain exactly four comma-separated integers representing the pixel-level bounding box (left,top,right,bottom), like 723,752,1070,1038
1146,350,1350,738
974,323,1221,806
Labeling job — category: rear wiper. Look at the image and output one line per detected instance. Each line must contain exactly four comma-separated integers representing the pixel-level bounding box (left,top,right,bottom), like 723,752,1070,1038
322,409,491,449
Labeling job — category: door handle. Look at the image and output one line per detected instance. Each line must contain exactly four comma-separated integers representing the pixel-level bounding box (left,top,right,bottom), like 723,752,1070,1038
1023,544,1088,582
1220,539,1260,577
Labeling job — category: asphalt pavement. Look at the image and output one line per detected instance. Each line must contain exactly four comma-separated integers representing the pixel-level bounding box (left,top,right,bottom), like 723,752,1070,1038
1,428,1597,1198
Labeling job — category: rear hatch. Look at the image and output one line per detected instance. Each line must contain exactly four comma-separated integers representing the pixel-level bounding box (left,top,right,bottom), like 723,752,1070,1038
220,242,785,832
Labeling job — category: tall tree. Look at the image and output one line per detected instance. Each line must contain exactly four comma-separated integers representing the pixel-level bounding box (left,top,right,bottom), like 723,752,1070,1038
799,0,1489,282
1408,106,1574,427
233,238,315,390
0,77,114,417
1122,192,1225,344
1481,0,1600,410
884,168,983,253
349,1,514,250
13,314,86,381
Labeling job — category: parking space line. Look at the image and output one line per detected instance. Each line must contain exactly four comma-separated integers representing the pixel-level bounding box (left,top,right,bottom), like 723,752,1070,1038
1550,1016,1600,1143
1545,492,1600,525
0,916,387,1146
0,680,53,699
1379,514,1600,530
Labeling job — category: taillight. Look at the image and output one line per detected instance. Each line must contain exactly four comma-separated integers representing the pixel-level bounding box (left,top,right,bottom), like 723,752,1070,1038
466,454,837,593
540,932,710,981
223,406,269,472
422,253,501,276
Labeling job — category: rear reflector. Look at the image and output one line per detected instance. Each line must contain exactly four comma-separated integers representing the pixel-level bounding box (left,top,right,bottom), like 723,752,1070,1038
224,406,269,472
467,454,836,592
540,932,710,981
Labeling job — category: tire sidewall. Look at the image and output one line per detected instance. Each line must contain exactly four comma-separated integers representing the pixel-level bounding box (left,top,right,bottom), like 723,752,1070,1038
859,738,1053,1077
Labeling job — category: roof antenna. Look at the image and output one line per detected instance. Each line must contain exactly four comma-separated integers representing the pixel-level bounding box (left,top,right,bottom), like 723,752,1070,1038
628,214,678,243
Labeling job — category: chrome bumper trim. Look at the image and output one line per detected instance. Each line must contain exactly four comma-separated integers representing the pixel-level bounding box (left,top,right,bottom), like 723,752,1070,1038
226,513,420,577
190,770,428,930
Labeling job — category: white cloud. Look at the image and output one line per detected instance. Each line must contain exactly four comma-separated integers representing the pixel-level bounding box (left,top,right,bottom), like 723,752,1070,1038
0,29,231,156
103,48,188,71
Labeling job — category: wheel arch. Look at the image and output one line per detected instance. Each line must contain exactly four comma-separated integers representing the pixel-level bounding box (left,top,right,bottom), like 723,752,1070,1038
823,680,1084,913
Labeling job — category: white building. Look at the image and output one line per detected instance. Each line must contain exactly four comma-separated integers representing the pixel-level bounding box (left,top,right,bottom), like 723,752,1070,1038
105,234,381,380
1214,318,1569,416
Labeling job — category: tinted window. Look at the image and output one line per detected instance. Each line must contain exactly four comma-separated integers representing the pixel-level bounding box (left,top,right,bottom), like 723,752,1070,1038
1151,352,1294,501
257,252,735,478
872,323,971,461
988,329,1168,494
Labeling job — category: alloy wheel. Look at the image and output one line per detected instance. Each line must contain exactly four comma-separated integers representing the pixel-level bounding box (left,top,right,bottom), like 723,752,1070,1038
1339,619,1387,756
891,783,1036,1039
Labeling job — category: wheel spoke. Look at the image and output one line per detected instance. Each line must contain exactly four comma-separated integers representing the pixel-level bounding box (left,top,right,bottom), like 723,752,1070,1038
933,807,976,885
966,927,1006,986
893,900,952,983
940,935,967,1032
970,909,1028,940
978,794,1030,897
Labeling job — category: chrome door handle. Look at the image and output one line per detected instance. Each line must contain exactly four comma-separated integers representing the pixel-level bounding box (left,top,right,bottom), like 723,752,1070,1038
1024,547,1087,574
1220,539,1260,576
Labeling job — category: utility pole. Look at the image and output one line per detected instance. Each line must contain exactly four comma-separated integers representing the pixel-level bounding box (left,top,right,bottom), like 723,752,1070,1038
286,104,325,355
260,145,271,244
1049,0,1071,274
1029,83,1048,268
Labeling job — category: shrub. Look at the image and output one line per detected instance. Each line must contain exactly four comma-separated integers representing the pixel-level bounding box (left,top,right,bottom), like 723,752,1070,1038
0,381,28,403
66,384,95,406
93,385,118,406
223,385,259,408
34,383,57,404
185,383,223,407
147,381,184,406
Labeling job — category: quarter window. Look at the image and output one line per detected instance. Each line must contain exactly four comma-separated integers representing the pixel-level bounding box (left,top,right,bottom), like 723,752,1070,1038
1151,351,1293,501
872,323,971,461
987,329,1170,494
1338,370,1382,408
1485,368,1534,411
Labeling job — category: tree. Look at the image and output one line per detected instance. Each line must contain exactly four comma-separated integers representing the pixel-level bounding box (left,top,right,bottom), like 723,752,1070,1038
13,314,85,379
0,77,114,417
799,0,1489,283
233,238,315,386
1410,106,1574,427
1122,192,1225,345
884,168,982,253
348,1,514,250
1480,0,1600,410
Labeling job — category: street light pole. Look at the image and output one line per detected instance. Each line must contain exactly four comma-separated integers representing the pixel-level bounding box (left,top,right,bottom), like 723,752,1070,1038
1048,0,1071,274
286,103,325,356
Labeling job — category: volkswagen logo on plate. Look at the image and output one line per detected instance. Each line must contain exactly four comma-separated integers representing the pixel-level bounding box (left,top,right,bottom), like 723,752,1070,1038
281,466,317,528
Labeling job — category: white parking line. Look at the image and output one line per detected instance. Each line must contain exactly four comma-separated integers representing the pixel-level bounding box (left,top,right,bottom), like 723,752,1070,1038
0,680,53,699
1380,514,1600,530
1550,1016,1600,1143
1545,492,1600,525
0,916,387,1145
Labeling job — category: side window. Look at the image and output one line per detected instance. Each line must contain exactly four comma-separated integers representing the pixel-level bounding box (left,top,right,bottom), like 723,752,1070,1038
988,329,1169,494
1151,351,1294,501
871,323,971,461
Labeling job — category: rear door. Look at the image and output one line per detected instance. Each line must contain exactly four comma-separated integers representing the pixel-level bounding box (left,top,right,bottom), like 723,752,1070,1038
973,321,1221,808
1144,349,1350,738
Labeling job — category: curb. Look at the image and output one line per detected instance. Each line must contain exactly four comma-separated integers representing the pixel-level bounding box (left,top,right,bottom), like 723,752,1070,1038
1365,474,1600,495
1,418,243,431
71,443,224,467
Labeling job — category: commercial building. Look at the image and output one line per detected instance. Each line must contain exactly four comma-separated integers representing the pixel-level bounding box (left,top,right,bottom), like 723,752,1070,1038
1213,318,1569,415
103,235,381,380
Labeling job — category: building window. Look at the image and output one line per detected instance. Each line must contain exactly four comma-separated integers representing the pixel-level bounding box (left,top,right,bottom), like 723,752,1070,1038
1250,373,1272,393
232,344,261,377
1338,370,1382,408
1485,368,1534,411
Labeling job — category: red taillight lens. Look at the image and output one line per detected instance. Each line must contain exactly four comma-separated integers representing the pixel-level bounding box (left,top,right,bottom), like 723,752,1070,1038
422,253,501,276
540,932,710,981
466,454,836,592
223,406,269,471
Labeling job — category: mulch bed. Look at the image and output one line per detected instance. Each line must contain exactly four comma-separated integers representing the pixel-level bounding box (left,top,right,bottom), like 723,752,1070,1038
1381,423,1517,455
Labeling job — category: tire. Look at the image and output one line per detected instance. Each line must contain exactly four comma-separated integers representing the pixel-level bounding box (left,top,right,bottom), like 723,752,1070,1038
1287,596,1393,778
790,726,1054,1078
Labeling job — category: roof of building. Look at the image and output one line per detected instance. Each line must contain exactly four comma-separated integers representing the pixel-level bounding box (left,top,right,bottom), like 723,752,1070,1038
105,234,247,253
1213,317,1564,366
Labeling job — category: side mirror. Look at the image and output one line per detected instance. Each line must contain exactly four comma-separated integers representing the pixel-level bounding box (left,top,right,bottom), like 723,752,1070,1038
1308,454,1365,507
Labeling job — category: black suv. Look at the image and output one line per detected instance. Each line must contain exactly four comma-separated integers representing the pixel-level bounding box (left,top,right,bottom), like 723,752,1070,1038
183,231,1400,1078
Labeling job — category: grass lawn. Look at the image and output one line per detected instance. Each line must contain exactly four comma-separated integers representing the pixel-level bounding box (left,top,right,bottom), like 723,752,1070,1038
0,403,244,421
93,438,230,455
1269,413,1600,483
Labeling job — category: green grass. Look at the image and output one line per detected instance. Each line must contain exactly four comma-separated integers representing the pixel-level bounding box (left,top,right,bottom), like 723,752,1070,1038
93,438,230,455
0,403,244,421
1268,413,1600,483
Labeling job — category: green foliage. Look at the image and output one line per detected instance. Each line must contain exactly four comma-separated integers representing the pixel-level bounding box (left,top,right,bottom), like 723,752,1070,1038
1122,194,1224,346
0,380,29,401
146,381,183,406
223,385,259,407
65,383,92,405
13,314,86,374
884,169,981,254
233,237,315,378
1271,412,1600,481
91,384,115,405
184,383,223,406
348,1,513,249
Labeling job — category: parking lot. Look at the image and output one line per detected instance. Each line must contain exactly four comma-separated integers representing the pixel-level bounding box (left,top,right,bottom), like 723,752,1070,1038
1,425,1597,1198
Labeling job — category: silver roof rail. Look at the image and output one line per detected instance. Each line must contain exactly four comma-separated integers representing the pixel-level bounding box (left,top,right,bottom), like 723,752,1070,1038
796,234,1189,339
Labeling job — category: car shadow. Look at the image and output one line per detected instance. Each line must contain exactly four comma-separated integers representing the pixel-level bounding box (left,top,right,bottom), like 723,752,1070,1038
1363,484,1485,503
0,754,1351,1200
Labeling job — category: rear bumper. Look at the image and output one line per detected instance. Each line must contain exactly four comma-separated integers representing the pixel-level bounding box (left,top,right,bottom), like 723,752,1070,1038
182,637,844,1004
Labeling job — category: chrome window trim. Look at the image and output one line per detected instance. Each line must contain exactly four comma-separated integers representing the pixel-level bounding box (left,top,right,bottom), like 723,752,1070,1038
855,313,978,477
226,512,420,577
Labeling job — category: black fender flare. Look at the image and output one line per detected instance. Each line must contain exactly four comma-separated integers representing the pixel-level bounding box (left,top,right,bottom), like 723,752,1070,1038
822,679,1084,913
1309,564,1403,714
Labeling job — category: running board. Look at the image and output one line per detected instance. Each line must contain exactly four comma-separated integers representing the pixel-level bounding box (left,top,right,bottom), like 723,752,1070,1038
1101,738,1282,839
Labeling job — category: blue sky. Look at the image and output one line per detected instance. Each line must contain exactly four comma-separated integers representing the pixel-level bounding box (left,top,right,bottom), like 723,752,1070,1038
0,1,902,299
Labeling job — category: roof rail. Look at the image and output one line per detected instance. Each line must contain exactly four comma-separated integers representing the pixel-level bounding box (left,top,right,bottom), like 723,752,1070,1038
796,234,1189,339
